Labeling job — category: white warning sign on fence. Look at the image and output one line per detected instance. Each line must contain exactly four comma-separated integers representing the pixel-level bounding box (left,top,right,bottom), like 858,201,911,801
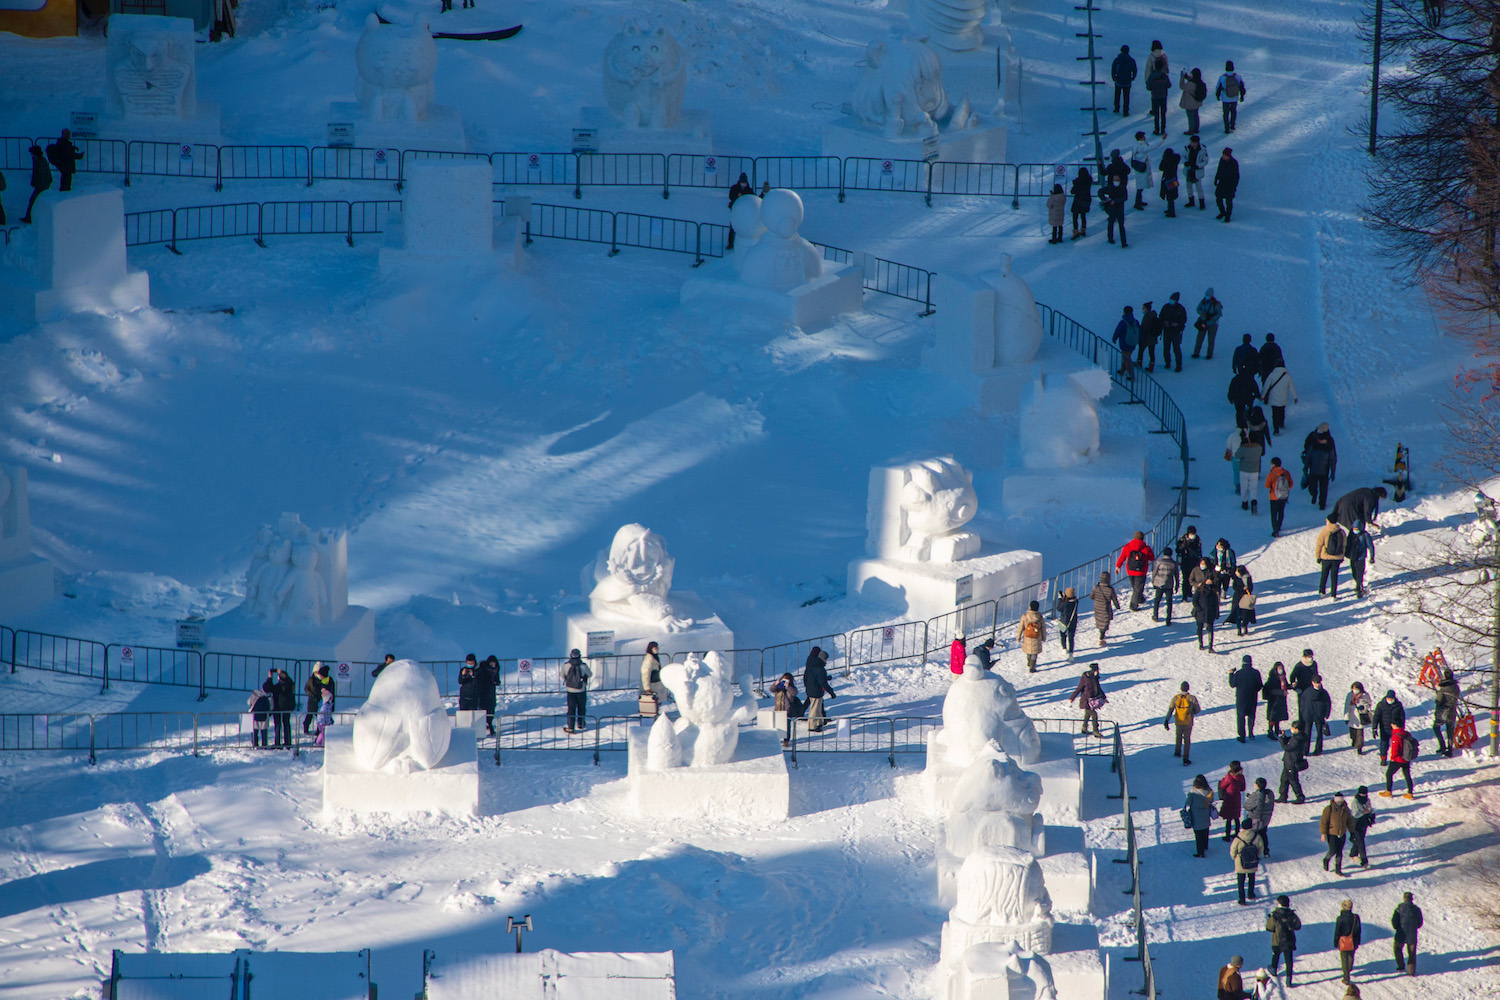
1038,579,1051,603
880,159,894,175
179,144,193,162
882,626,895,648
518,658,533,674
527,153,541,174
119,646,135,671
374,148,388,165
704,155,718,175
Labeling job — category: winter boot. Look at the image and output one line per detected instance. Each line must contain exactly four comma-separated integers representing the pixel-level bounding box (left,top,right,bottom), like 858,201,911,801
1185,197,1196,207
1134,193,1146,210
1198,201,1206,211
1251,499,1258,514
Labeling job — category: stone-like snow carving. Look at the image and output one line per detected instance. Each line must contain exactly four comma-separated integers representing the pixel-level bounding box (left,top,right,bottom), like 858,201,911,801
108,15,197,119
657,651,758,766
238,513,347,628
602,23,687,128
645,714,684,770
950,846,1054,954
947,743,1045,857
866,455,980,564
852,33,952,137
585,524,695,632
942,655,1041,765
355,12,438,123
955,941,1059,1000
352,659,454,771
912,0,987,52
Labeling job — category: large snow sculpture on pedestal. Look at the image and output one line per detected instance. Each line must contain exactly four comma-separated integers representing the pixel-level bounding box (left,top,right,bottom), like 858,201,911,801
944,846,1054,956
108,15,197,119
352,659,454,771
602,23,687,128
740,189,823,293
948,743,1045,856
852,33,954,138
912,0,988,52
1018,375,1101,470
356,13,438,122
586,523,694,633
942,655,1042,766
654,651,759,767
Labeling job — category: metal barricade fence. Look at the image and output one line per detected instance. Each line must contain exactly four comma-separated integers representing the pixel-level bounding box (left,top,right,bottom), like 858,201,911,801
785,714,942,767
754,155,842,192
125,208,175,247
74,138,131,179
311,146,401,186
491,151,577,190
261,199,350,238
0,713,94,752
841,157,928,198
0,137,30,170
91,711,197,752
173,202,260,248
663,154,756,196
615,211,698,256
397,149,491,190
760,634,841,686
219,145,312,187
926,601,999,653
526,202,615,248
845,620,927,669
698,221,730,260
927,161,1017,206
575,153,668,198
1015,163,1086,206
349,199,400,243
104,643,199,690
126,141,219,184
200,652,302,696
10,629,107,681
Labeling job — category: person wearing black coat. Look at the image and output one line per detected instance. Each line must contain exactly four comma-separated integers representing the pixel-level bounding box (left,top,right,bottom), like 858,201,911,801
1391,892,1423,975
1288,650,1316,699
1227,370,1261,429
20,145,51,224
457,656,480,711
1069,167,1093,239
1302,424,1338,508
1229,655,1263,742
1193,581,1220,651
1277,722,1308,803
1055,586,1080,660
1333,900,1363,984
1159,292,1188,370
479,655,499,735
48,130,85,192
272,668,296,747
726,172,754,248
1331,486,1387,531
1157,146,1181,216
1176,526,1203,599
1100,173,1129,247
1232,334,1260,377
1263,662,1290,738
1373,690,1406,765
1214,147,1240,221
1258,334,1285,380
803,646,836,733
1111,45,1138,114
1300,676,1333,754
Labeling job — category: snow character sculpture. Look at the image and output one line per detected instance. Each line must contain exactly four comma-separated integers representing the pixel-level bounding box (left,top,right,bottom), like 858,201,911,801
1018,375,1101,470
865,455,981,564
942,654,1042,765
991,254,1044,365
234,514,349,627
729,192,765,271
947,743,1045,857
249,537,293,622
352,659,454,771
602,23,687,128
739,189,823,292
585,524,695,632
953,941,1059,1000
355,12,438,123
276,544,329,628
948,846,1054,954
657,651,759,766
111,26,195,118
852,34,952,137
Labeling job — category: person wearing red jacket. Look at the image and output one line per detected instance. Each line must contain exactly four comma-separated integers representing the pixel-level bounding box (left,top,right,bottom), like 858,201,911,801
1381,725,1415,799
950,636,967,675
1116,531,1156,611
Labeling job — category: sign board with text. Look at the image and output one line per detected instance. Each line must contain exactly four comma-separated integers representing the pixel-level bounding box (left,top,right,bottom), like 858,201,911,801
955,574,975,606
586,630,616,657
328,123,355,149
176,619,206,649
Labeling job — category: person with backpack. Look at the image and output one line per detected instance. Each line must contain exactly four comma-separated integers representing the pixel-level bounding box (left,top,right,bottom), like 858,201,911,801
1055,586,1080,661
1214,147,1241,222
1150,546,1179,623
1068,661,1107,736
1345,520,1376,599
1111,44,1138,115
1373,690,1406,766
1069,166,1093,240
47,130,85,193
1137,301,1162,371
1263,662,1291,740
1350,786,1376,866
1228,655,1263,742
1101,172,1130,248
1159,291,1188,371
1176,525,1203,599
1016,600,1047,673
1263,457,1294,537
1116,530,1155,611
1216,60,1246,132
1265,895,1302,987
1243,777,1275,854
1193,575,1220,652
1163,681,1202,765
804,646,836,732
562,649,592,733
1091,571,1121,645
1315,514,1347,599
1433,667,1461,756
1277,721,1309,804
1391,891,1423,975
1302,423,1338,509
1319,791,1354,875
1230,819,1262,905
1333,899,1363,984
1178,67,1206,135
1113,306,1141,379
1045,183,1067,244
20,144,51,224
1193,286,1223,358
1382,724,1416,799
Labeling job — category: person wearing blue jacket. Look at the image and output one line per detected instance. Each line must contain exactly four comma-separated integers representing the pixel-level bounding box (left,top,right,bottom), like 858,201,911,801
1111,45,1138,115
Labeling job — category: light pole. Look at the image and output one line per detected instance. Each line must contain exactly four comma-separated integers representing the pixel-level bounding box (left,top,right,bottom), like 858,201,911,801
1370,0,1383,154
1474,492,1499,757
1076,0,1106,178
507,914,533,953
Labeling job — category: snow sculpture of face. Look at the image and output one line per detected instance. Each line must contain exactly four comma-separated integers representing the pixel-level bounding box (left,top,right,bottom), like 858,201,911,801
901,455,977,540
355,13,438,122
586,524,695,632
942,654,1042,766
111,29,194,118
352,659,454,771
602,23,687,128
738,189,822,292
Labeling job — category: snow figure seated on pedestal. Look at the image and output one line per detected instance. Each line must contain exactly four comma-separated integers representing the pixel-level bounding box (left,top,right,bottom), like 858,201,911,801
852,32,975,138
897,455,979,562
585,523,695,633
739,189,823,293
648,651,759,768
942,654,1041,765
352,659,454,772
602,23,687,128
1018,374,1100,470
951,846,1054,954
954,941,1059,1000
238,514,344,628
947,740,1045,858
355,12,438,123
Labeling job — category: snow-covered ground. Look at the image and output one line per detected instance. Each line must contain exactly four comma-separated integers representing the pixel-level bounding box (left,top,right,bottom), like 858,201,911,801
2,0,1499,997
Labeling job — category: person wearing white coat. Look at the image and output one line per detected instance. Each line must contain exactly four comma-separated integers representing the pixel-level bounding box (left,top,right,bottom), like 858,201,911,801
1261,366,1299,435
1182,136,1209,210
1129,132,1163,209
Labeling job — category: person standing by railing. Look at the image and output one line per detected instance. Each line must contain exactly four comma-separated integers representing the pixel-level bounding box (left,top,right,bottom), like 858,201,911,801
803,647,835,734
272,668,296,748
1055,587,1079,662
562,649,591,734
302,662,333,735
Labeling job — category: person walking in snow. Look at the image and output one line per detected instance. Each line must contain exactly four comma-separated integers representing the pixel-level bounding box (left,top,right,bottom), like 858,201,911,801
1176,525,1203,599
1111,44,1138,115
1345,520,1376,599
1158,145,1181,216
1016,600,1047,673
1216,60,1246,132
1230,821,1262,907
1101,172,1130,247
1164,681,1202,764
47,130,87,193
1349,785,1375,867
1228,371,1260,432
1433,667,1461,756
1261,364,1298,436
1091,571,1120,645
1232,333,1261,377
1160,292,1188,371
1263,662,1291,739
1193,285,1223,358
1227,566,1256,636
1055,586,1080,660
1150,546,1179,623
1345,681,1374,755
1217,954,1252,999
1193,574,1220,651
1137,301,1162,371
1068,661,1106,736
1113,305,1140,379
1236,431,1265,514
1302,423,1338,509
562,648,592,733
1247,405,1273,449
950,635,967,675
20,144,51,224
1257,333,1285,379
804,646,836,733
1243,776,1275,854
1183,134,1209,211
1218,760,1246,840
1303,675,1333,754
1265,895,1302,987
1184,772,1215,855
1045,183,1066,244
1116,530,1155,611
1332,486,1388,532
1333,899,1363,984
1230,655,1263,742
1069,167,1093,239
1179,67,1206,135
1147,61,1173,136
1265,457,1294,537
1214,147,1241,221
1382,724,1416,799
1373,689,1405,766
1277,721,1308,804
1320,791,1353,874
1391,892,1423,975
1212,538,1237,598
1315,513,1348,599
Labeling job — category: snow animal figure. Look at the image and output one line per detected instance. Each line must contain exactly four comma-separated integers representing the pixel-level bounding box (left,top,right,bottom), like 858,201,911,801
658,651,759,766
991,253,1044,365
947,742,1045,857
645,713,684,770
585,523,695,632
352,659,454,771
739,189,823,292
276,544,329,627
602,23,687,128
241,525,277,618
911,0,987,52
942,654,1042,765
956,941,1059,1000
1018,375,1100,470
951,846,1054,954
111,26,195,118
851,33,951,137
355,12,438,123
899,455,980,562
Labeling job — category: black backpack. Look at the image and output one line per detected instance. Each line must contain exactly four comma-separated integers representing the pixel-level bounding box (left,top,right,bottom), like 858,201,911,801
45,142,63,170
564,661,586,689
1127,547,1148,574
1324,527,1346,558
1237,837,1260,868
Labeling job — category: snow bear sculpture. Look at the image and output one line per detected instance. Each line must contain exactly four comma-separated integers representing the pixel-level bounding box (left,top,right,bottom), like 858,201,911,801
852,33,951,137
1019,375,1100,470
585,524,695,632
950,846,1054,954
942,654,1041,765
355,12,438,123
739,189,823,292
658,651,759,766
947,742,1045,858
352,659,454,771
602,23,687,128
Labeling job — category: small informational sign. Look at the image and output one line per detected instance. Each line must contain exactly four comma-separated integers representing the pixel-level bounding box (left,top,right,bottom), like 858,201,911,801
881,626,895,648
955,574,975,606
1053,163,1067,184
327,122,355,149
586,630,616,657
518,658,533,674
571,128,598,154
334,661,354,696
703,155,718,176
1038,579,1051,603
70,111,98,139
176,618,206,649
179,143,194,162
373,148,389,166
527,153,542,176
119,646,136,672
922,135,940,164
880,159,894,175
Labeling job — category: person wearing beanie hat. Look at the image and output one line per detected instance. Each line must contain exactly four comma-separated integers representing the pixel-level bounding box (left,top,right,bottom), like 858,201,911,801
1391,891,1423,974
1194,286,1223,359
1266,894,1301,985
1056,585,1080,661
1433,666,1461,755
1334,898,1363,983
1373,689,1406,766
1346,518,1376,599
1159,291,1188,369
974,636,997,670
562,647,592,733
1214,146,1240,221
1016,599,1047,673
1217,954,1250,999
1111,44,1138,115
1229,654,1263,742
1301,422,1338,509
1350,785,1375,867
1320,791,1353,875
1252,968,1273,999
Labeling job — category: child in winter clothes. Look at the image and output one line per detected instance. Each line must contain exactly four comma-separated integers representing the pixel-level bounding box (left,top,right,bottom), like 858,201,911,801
248,688,271,748
313,688,334,747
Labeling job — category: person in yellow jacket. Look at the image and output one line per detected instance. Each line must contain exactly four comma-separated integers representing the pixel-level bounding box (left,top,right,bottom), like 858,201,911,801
1314,514,1347,599
1163,680,1203,765
1016,600,1047,673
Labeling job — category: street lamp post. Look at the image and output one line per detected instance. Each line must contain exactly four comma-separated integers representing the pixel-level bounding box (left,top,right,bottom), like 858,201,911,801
1474,492,1499,757
507,914,534,953
1370,0,1383,154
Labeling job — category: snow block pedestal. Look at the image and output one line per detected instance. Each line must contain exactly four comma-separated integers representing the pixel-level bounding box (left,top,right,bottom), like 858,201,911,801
329,101,467,153
680,257,864,331
848,547,1042,624
207,603,376,664
821,117,1007,164
578,106,713,155
0,189,151,323
626,725,789,822
322,725,477,818
556,591,735,657
0,465,55,618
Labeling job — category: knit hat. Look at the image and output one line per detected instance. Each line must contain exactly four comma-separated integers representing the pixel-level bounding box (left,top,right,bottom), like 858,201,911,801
1357,785,1369,795
1277,895,1290,906
1029,600,1040,611
1317,422,1330,432
1242,655,1252,665
1205,287,1214,297
1170,292,1180,301
1229,955,1244,968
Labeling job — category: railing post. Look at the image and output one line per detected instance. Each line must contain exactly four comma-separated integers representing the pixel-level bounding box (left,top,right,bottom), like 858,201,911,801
168,209,182,255
573,153,582,200
592,717,601,765
661,154,670,200
838,156,846,203
608,212,619,257
1011,164,1021,210
693,223,704,267
214,147,224,192
7,627,14,674
101,645,110,695
346,199,355,247
88,715,97,765
198,651,207,702
924,161,934,208
192,715,200,757
788,719,798,768
888,718,896,768
919,270,935,318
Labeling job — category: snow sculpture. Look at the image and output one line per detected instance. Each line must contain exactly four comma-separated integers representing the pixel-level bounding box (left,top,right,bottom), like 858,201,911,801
942,655,1042,765
852,33,951,137
352,659,455,771
239,514,346,627
658,651,759,766
953,941,1058,1000
947,743,1045,857
950,846,1054,954
912,0,987,52
0,464,55,617
993,255,1044,366
585,523,695,633
602,23,687,128
866,455,980,564
739,189,823,292
355,12,438,123
645,714,684,771
107,15,196,119
1018,374,1100,470
729,193,765,271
